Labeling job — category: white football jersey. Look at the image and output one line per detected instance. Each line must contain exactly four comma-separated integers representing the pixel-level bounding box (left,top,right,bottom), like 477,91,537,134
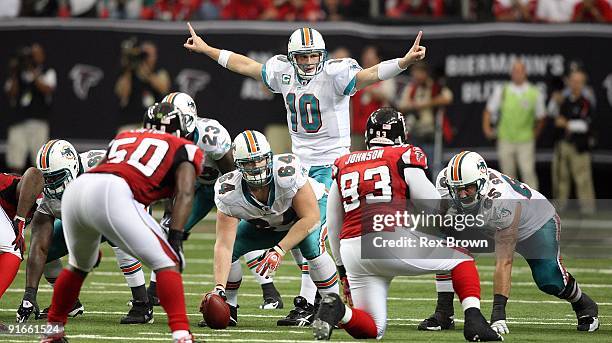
214,153,326,232
436,168,555,242
192,117,232,185
37,150,106,219
262,56,362,167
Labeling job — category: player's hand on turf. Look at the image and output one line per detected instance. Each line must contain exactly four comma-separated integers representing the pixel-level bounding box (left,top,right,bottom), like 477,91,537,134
11,216,26,259
401,31,426,68
168,229,186,272
256,245,285,278
337,265,353,307
490,319,509,335
184,22,210,54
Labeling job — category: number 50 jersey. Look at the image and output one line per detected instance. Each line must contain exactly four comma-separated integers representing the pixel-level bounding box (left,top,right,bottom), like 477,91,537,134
214,153,326,232
333,145,428,239
90,129,204,206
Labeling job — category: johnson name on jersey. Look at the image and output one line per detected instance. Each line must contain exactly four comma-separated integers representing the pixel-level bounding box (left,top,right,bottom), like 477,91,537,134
192,118,232,185
214,153,325,231
334,145,428,239
90,129,204,206
436,168,556,241
262,56,362,167
37,150,106,219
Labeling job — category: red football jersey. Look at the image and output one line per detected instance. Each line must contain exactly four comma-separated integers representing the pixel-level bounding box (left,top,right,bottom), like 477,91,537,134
90,129,204,206
333,145,427,239
0,173,21,219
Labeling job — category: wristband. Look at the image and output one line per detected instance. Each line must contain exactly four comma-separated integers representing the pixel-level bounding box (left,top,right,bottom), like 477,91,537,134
218,50,233,68
377,58,406,80
273,245,286,256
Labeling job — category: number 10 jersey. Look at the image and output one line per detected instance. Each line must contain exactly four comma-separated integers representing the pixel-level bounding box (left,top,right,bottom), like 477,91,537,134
262,56,362,167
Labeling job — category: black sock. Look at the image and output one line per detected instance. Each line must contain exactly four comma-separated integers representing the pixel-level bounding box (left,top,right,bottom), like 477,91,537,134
131,285,148,303
24,287,38,303
148,281,157,296
261,283,280,299
435,292,455,316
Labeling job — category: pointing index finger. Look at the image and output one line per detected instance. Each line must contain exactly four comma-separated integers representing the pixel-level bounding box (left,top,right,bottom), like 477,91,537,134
413,30,423,47
187,22,196,37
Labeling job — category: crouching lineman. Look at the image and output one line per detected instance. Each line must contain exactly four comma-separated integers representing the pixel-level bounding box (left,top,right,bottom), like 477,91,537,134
204,130,339,327
40,102,202,343
312,108,501,341
0,168,43,331
148,92,285,311
16,140,153,325
418,151,599,334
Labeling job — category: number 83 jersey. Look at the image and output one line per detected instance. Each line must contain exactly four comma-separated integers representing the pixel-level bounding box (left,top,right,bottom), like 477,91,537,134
262,56,362,167
214,153,326,232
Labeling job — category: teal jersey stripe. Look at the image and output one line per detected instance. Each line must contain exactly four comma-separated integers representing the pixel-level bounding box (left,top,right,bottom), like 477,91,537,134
343,75,357,96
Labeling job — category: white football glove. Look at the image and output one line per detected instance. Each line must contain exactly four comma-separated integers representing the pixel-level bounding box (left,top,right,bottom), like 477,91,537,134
490,319,509,335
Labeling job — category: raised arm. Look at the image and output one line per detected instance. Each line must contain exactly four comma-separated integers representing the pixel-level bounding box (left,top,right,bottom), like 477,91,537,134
183,22,263,80
355,31,426,90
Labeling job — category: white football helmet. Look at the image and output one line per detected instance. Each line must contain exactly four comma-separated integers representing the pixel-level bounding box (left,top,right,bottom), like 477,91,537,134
161,92,197,136
287,27,327,81
36,140,81,199
445,151,489,212
232,130,273,187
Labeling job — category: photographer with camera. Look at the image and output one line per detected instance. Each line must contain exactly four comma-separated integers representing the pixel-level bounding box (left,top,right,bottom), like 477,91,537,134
4,43,56,174
114,39,170,132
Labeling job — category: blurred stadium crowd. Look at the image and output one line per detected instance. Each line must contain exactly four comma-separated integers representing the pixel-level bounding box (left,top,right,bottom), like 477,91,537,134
1,0,612,23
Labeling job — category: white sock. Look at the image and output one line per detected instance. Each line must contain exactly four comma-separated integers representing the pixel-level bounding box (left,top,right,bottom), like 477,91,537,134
340,305,353,324
244,250,272,285
292,249,317,304
461,296,480,311
171,330,190,341
226,260,243,307
113,246,145,288
307,253,340,296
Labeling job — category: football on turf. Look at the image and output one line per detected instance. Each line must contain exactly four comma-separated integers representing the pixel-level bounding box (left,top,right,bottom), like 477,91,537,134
200,292,230,329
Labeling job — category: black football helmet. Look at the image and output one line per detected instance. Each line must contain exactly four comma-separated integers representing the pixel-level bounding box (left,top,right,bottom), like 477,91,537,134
365,107,407,149
143,102,188,138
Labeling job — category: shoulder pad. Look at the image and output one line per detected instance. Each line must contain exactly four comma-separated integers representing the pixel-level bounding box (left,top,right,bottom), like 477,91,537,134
276,55,289,63
274,154,306,189
214,171,241,199
324,58,361,75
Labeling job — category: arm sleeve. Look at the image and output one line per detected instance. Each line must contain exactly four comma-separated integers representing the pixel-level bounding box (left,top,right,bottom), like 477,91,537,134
327,58,362,96
404,168,441,200
261,56,283,94
326,181,344,266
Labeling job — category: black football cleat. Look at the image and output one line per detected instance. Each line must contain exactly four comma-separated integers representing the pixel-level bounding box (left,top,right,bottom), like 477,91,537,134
120,300,154,324
418,312,455,331
278,296,315,327
463,308,503,342
260,296,284,310
573,293,600,332
39,299,84,320
16,299,40,323
312,293,345,340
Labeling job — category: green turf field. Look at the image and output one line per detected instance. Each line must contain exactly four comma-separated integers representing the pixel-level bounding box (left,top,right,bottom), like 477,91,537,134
1,220,610,342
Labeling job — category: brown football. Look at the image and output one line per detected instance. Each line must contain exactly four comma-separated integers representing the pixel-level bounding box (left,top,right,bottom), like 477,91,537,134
200,292,230,329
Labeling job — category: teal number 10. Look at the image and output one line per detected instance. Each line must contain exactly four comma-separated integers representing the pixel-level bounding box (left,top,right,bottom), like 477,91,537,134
286,93,322,133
